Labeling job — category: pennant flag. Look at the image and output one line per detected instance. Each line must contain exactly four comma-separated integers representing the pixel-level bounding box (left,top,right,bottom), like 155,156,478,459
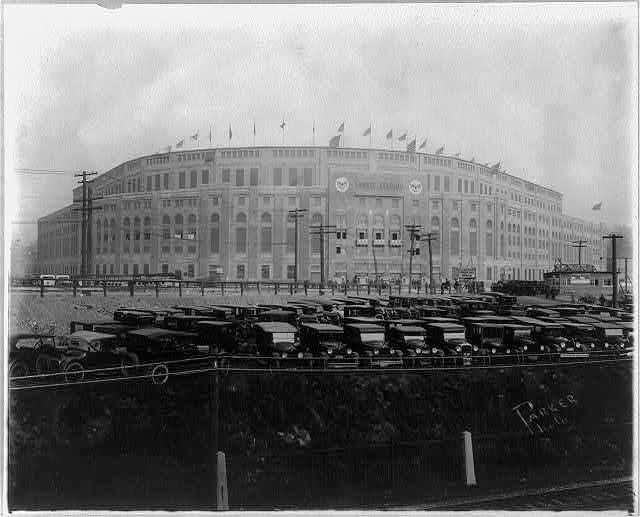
435,146,444,155
209,126,212,144
363,126,371,137
491,161,501,170
253,120,256,136
454,152,460,157
164,145,172,153
280,120,286,130
386,129,393,140
406,138,416,153
176,139,184,149
470,157,475,163
228,125,233,140
191,132,198,141
592,202,603,211
398,133,407,142
419,139,427,150
313,120,315,133
329,134,341,148
338,122,344,132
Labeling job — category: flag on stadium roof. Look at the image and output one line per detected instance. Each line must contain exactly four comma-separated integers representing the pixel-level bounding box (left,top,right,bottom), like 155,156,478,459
386,129,393,139
419,139,427,150
454,152,460,157
176,139,184,149
209,126,212,144
338,122,344,132
363,126,371,137
191,132,198,141
398,133,407,142
329,134,341,148
491,161,501,170
406,138,416,153
435,146,444,155
470,157,475,163
592,202,603,211
253,121,256,136
280,120,286,130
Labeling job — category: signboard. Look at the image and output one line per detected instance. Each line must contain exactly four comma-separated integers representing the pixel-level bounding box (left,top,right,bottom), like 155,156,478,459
460,267,477,280
408,179,423,195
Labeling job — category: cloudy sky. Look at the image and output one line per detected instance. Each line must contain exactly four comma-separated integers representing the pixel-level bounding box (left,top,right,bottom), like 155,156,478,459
5,3,637,245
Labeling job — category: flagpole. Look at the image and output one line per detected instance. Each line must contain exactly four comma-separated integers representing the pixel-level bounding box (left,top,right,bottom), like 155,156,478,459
369,124,372,150
313,121,315,146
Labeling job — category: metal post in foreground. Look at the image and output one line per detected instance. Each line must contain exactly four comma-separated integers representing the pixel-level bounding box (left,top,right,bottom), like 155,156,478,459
462,430,477,486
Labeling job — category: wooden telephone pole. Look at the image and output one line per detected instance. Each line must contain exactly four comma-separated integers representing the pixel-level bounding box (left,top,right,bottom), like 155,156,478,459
603,233,624,307
73,171,100,278
422,232,438,293
310,219,336,293
287,209,307,291
404,223,423,293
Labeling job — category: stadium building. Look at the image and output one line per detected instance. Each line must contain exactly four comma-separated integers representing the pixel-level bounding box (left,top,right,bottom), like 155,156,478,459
36,145,608,286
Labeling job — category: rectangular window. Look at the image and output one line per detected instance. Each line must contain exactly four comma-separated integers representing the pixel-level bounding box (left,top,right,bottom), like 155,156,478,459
109,264,114,275
444,176,450,192
434,175,440,191
288,168,297,186
187,264,195,278
164,173,169,189
261,265,270,280
303,168,313,186
179,172,186,189
123,263,129,275
190,170,197,188
222,169,230,183
274,168,282,186
392,198,399,208
464,180,468,193
250,168,259,186
312,196,321,206
201,170,209,184
146,175,152,191
143,263,150,275
155,174,161,190
287,265,295,280
286,226,296,253
288,196,296,207
359,198,366,208
236,169,244,186
470,181,475,194
236,265,246,279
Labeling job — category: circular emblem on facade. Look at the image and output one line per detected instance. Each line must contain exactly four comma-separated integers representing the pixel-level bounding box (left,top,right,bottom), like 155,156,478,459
409,179,422,195
335,176,349,193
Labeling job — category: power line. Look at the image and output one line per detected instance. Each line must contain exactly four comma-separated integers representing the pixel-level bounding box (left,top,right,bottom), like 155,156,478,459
15,168,77,175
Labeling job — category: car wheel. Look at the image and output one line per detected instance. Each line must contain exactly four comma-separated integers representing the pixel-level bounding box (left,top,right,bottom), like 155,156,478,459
120,352,139,377
150,363,169,385
9,360,29,379
64,361,85,383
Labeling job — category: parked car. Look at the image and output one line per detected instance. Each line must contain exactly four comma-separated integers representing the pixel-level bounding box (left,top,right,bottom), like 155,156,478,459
197,320,252,355
343,323,402,367
164,314,215,332
560,322,599,356
298,323,357,368
112,309,155,327
466,322,521,364
9,333,64,378
123,328,209,384
253,322,302,365
256,309,299,326
424,323,477,366
60,331,136,383
387,325,443,366
501,324,543,362
592,322,629,357
511,316,583,361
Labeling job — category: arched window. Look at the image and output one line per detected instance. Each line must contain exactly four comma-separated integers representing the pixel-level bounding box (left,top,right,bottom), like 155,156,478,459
236,213,247,253
162,214,170,240
110,218,116,253
133,217,141,253
431,216,440,256
450,217,460,256
373,214,384,227
469,218,477,256
311,213,322,254
96,220,102,255
123,217,131,253
357,214,369,227
210,213,220,254
486,220,493,256
390,214,401,227
261,212,272,253
174,214,183,239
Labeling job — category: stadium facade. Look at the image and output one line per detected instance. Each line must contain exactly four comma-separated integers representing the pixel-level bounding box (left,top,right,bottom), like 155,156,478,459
37,145,608,285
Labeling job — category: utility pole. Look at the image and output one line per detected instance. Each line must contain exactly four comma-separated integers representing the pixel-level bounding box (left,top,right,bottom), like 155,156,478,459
287,209,307,292
603,233,623,307
422,232,438,294
73,171,98,278
569,239,589,267
309,220,336,293
405,223,423,294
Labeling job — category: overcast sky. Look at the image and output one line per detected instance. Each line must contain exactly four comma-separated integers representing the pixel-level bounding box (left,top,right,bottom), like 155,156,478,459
5,3,637,245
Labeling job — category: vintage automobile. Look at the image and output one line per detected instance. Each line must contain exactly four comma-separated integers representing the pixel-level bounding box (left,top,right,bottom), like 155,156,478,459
455,300,494,318
298,323,357,368
424,322,477,366
60,331,137,383
466,322,520,364
253,322,303,365
461,316,513,338
559,322,599,356
592,322,630,357
9,333,65,378
415,306,449,318
196,320,248,355
551,305,585,318
112,309,156,327
342,304,379,319
256,309,299,326
123,328,209,384
164,314,216,332
511,316,585,361
387,325,443,366
343,323,402,367
525,307,562,319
